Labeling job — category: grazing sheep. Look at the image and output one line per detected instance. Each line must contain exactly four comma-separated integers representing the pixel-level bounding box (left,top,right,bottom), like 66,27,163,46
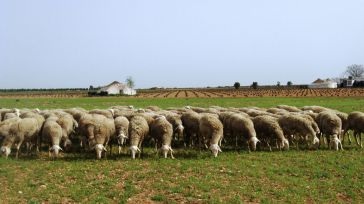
181,111,201,147
199,114,224,157
42,116,63,158
89,109,114,119
165,114,184,141
266,108,289,115
150,116,174,158
276,105,301,112
334,111,349,143
252,115,289,151
129,116,149,159
1,118,39,158
0,117,21,144
56,113,78,149
64,108,88,122
317,111,343,150
227,113,259,151
78,114,115,159
278,114,320,149
301,106,330,113
343,112,364,148
112,116,129,154
146,106,161,111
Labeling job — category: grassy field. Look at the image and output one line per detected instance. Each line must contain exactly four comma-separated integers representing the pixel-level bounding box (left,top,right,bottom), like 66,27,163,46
1,96,364,112
1,96,364,203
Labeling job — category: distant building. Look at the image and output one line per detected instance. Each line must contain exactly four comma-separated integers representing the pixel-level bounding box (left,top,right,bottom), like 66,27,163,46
340,76,364,87
99,81,136,95
308,78,337,89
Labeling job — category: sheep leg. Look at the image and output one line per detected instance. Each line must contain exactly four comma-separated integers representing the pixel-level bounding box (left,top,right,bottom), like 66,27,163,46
267,142,272,152
48,146,52,158
353,131,360,147
15,141,23,159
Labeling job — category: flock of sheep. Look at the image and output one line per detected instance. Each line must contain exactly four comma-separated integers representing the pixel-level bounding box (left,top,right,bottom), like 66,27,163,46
0,105,363,159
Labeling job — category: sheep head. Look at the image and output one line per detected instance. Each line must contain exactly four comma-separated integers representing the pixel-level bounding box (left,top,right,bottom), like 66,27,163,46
50,145,63,158
0,146,11,158
175,124,184,136
330,135,341,151
117,133,128,145
129,145,141,159
94,144,107,159
209,144,222,157
161,145,173,159
248,137,260,151
282,138,289,150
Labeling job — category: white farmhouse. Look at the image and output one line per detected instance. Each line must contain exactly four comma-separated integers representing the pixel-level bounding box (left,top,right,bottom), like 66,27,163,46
99,81,136,95
308,79,337,89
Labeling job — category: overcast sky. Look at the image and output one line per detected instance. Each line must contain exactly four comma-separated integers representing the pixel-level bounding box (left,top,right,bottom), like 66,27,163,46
0,0,363,89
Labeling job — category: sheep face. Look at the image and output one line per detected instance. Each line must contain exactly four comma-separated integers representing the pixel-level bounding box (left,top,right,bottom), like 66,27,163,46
282,139,289,150
161,145,173,158
94,144,107,159
248,137,260,151
117,133,128,145
209,144,222,157
0,146,11,158
312,136,320,148
130,145,140,159
330,135,342,151
50,145,63,158
176,125,184,136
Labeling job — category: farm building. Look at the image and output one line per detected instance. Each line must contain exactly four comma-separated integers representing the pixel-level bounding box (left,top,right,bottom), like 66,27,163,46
308,78,337,89
340,77,364,87
98,81,136,95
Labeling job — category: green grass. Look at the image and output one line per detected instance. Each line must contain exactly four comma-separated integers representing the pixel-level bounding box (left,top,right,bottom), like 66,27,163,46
0,96,364,203
0,149,363,203
1,96,364,112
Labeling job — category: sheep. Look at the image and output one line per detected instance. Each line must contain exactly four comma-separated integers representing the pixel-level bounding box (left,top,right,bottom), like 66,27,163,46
0,117,21,144
64,108,88,122
317,111,343,150
333,111,349,143
3,113,18,120
42,116,63,158
150,116,174,158
0,118,39,158
181,111,201,147
199,114,224,157
164,114,184,142
146,106,161,111
89,109,114,119
129,116,149,159
0,108,20,121
343,112,364,148
20,112,46,151
112,116,129,154
278,114,320,149
301,106,330,113
78,114,115,159
252,115,289,151
266,108,289,115
276,105,301,112
55,113,78,149
221,113,258,151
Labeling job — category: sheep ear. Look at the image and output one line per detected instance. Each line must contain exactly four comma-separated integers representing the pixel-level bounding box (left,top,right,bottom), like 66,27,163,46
59,147,63,151
103,147,107,152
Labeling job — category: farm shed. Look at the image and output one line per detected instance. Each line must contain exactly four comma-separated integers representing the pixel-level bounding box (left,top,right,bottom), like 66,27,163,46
308,79,337,89
99,81,136,95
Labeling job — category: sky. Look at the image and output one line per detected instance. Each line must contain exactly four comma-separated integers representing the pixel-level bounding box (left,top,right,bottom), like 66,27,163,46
0,0,363,89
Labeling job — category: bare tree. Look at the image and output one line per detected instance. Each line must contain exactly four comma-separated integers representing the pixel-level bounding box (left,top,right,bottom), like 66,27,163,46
345,64,364,78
